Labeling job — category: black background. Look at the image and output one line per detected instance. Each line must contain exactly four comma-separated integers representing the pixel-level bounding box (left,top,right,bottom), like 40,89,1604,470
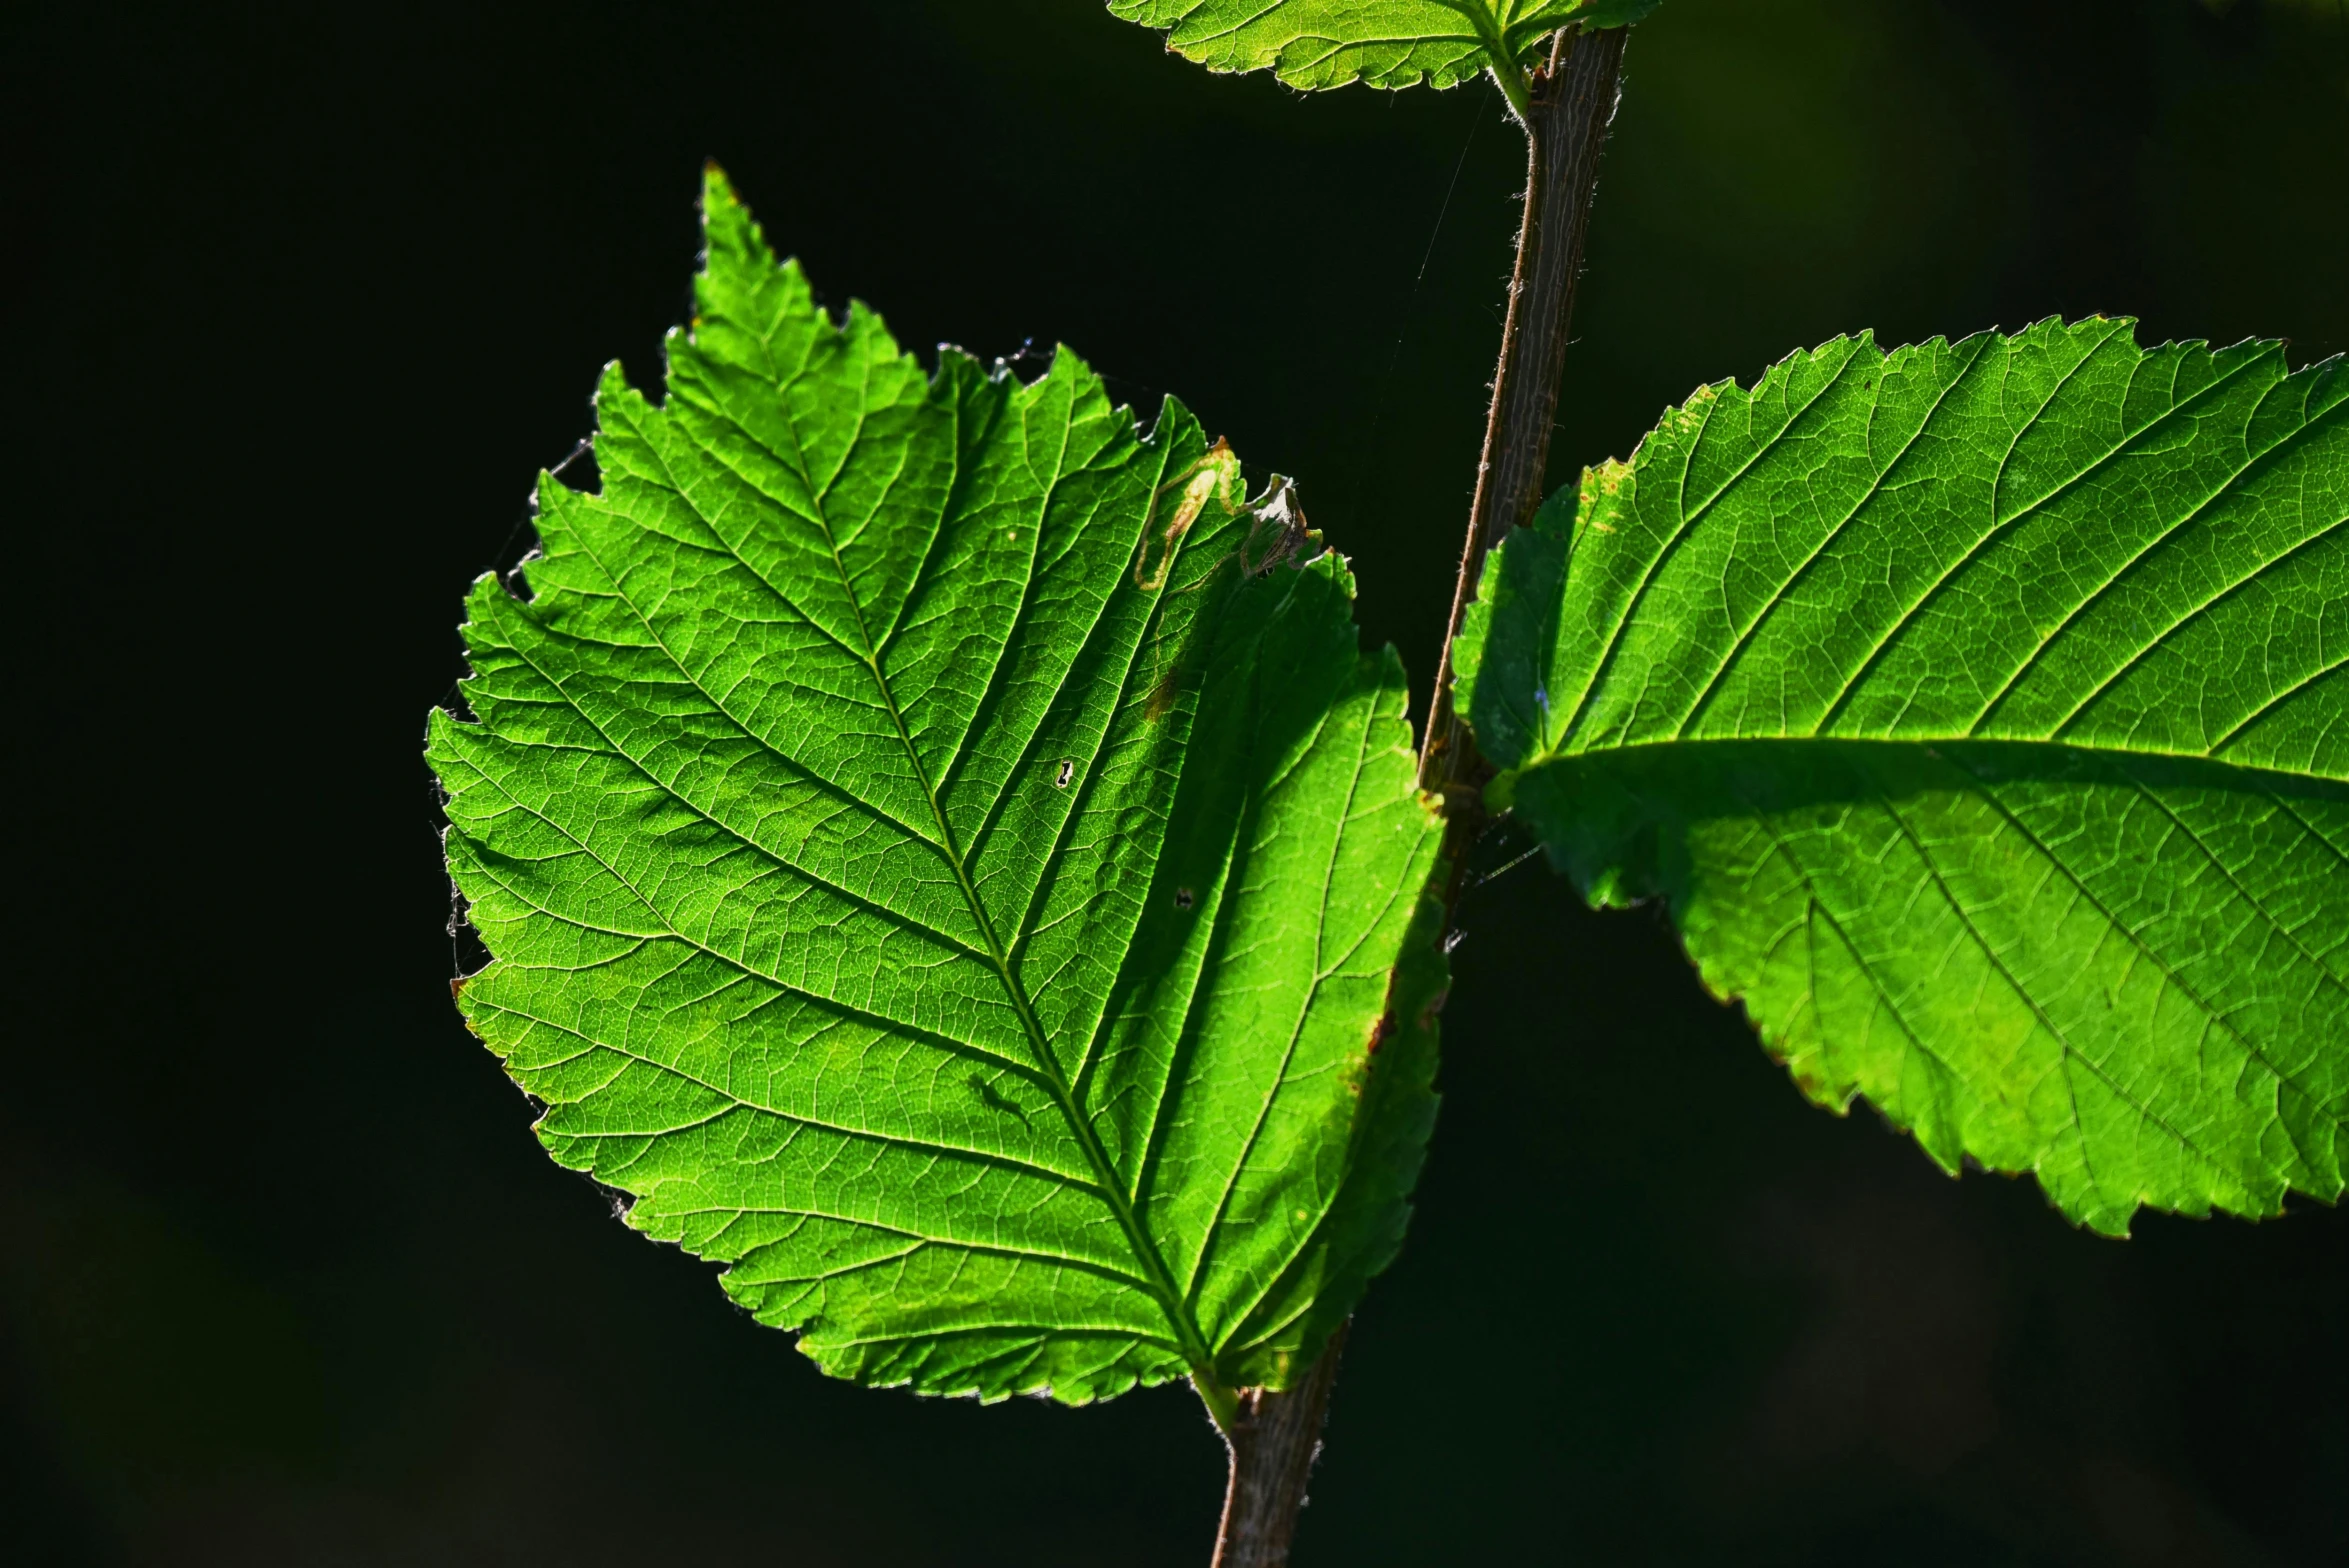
8,2,2347,1564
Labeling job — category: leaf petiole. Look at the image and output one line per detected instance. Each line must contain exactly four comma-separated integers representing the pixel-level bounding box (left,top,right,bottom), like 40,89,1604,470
1194,1372,1242,1434
1454,1,1536,123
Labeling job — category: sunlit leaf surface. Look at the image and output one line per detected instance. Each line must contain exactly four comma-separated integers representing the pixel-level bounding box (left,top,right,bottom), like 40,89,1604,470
1107,0,1659,92
1456,319,2346,1233
430,169,1445,1404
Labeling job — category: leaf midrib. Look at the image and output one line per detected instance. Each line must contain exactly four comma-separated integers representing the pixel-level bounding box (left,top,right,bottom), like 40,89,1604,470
485,364,1246,1360
1533,730,2347,787
1526,732,2349,1121
763,363,1231,1388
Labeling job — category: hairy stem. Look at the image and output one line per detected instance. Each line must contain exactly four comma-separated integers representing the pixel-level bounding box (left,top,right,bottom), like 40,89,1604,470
1208,1326,1349,1568
1197,28,1629,1567
1420,24,1628,811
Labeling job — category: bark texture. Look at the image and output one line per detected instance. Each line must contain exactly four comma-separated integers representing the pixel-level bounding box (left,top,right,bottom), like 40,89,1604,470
1208,1328,1348,1568
1206,26,1629,1568
1420,25,1628,805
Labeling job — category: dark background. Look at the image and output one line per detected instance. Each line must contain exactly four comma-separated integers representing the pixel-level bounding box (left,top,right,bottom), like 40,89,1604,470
8,1,2346,1563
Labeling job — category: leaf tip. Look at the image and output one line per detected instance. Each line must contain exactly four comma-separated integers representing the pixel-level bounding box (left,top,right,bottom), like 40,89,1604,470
699,158,739,213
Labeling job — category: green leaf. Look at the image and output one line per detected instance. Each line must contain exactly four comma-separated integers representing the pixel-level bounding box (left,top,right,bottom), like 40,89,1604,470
1106,1,1660,93
1455,318,2347,1235
429,167,1446,1409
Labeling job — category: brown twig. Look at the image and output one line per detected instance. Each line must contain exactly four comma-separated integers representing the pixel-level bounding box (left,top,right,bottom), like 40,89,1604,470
1420,25,1628,814
1201,27,1628,1567
1207,1326,1348,1568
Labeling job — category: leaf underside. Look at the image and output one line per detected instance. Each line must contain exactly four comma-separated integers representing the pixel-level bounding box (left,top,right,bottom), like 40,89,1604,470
1107,1,1660,92
1456,318,2347,1235
430,167,1445,1404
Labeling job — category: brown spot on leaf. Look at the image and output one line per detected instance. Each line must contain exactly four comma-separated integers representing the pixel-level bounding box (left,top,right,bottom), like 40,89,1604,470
1133,439,1242,591
1146,664,1181,724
